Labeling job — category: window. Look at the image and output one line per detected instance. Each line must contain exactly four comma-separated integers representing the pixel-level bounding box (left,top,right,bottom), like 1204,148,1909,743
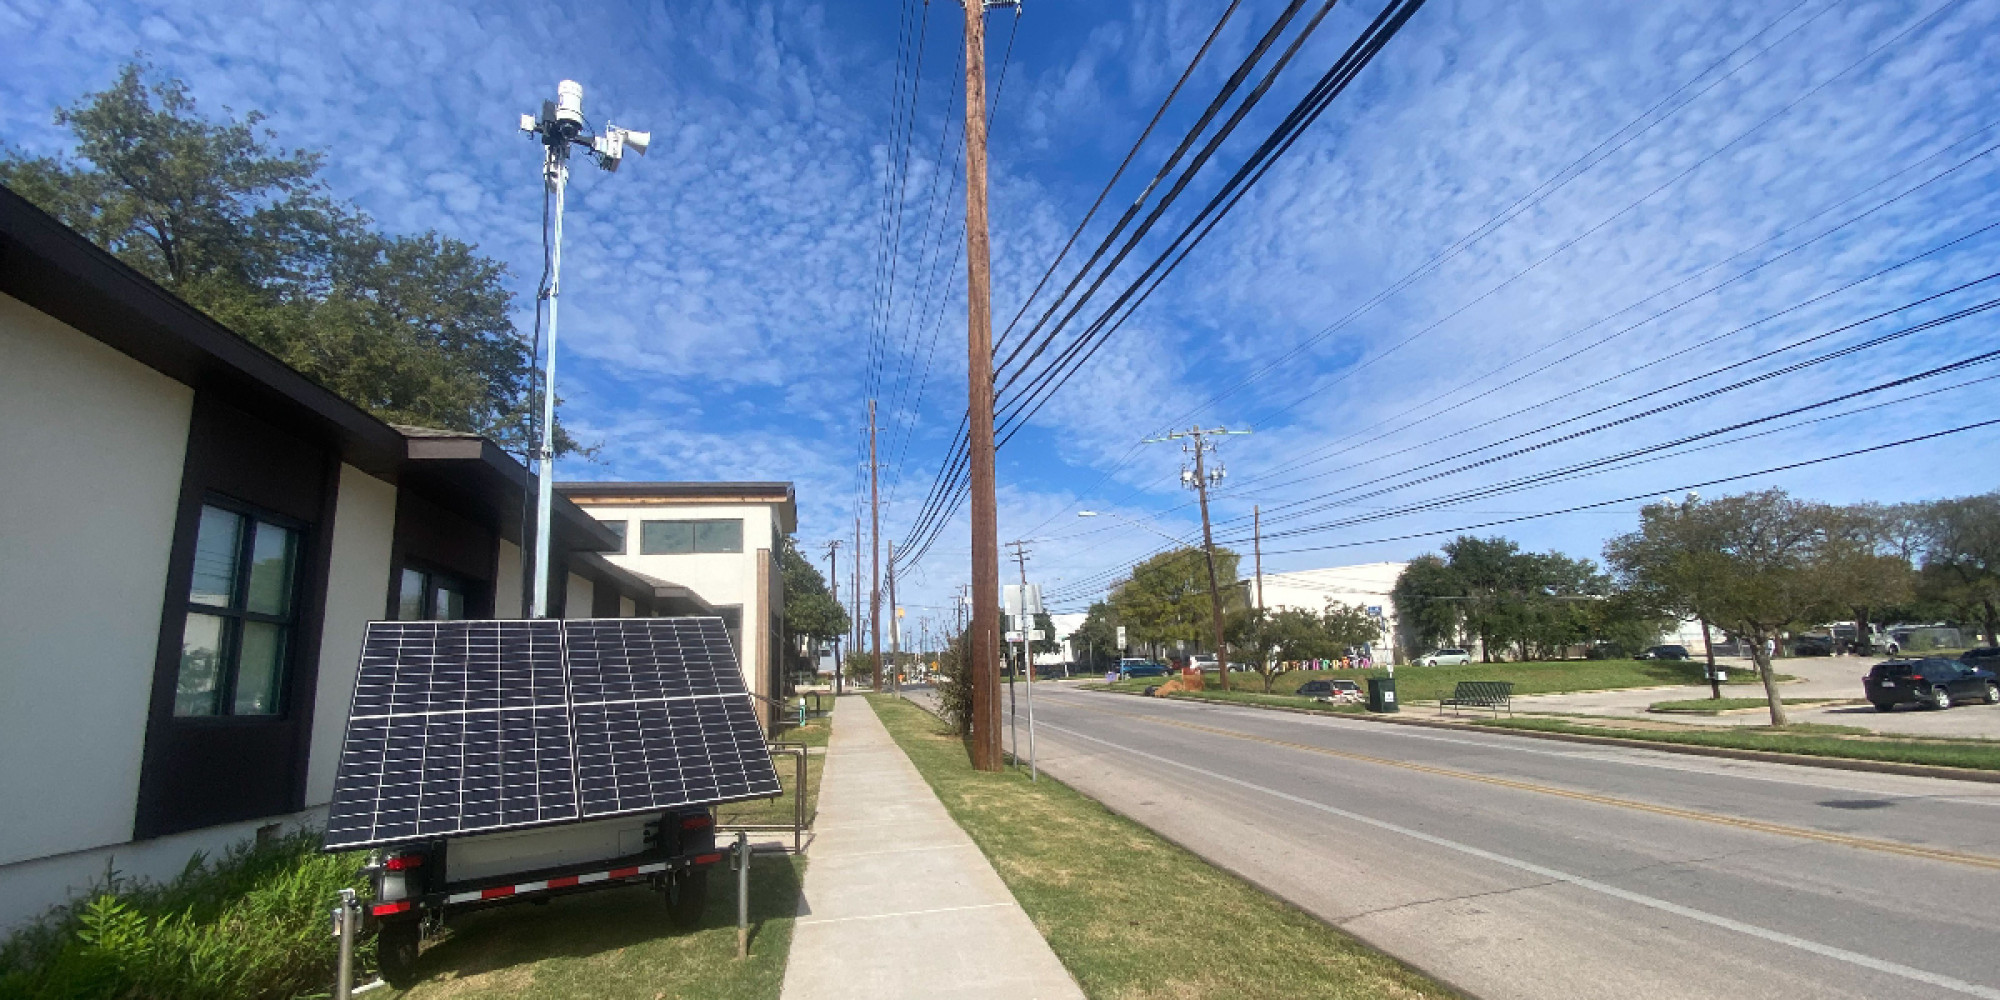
600,519,628,553
640,518,743,554
397,566,469,621
177,502,302,717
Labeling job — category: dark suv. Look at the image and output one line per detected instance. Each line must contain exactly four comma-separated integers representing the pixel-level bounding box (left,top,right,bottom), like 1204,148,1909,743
1864,658,1999,711
1636,645,1690,660
1961,648,2000,668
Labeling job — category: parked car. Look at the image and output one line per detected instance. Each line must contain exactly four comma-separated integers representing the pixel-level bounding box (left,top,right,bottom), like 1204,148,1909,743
1960,648,2000,668
1863,657,1999,711
1118,658,1168,679
1189,653,1220,672
1791,637,1834,657
1419,648,1474,666
1296,678,1364,703
1636,644,1690,660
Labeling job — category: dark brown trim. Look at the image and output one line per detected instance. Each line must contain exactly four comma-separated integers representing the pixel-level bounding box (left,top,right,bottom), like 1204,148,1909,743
135,395,333,839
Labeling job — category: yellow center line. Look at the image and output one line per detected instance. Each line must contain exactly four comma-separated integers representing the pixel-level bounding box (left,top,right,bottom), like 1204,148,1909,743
1063,698,2000,873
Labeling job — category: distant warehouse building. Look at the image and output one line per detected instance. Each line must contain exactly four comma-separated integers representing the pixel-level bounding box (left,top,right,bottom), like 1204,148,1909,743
1253,562,1410,664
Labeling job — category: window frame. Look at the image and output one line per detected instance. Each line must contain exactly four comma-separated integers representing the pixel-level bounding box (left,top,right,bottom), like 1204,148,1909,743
176,495,307,719
395,561,472,621
639,518,745,555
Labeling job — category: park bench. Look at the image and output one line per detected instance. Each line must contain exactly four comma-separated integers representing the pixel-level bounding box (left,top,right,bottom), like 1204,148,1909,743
1438,680,1513,717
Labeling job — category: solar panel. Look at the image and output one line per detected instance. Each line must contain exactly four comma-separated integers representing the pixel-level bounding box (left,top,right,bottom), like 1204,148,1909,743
325,620,577,850
324,616,779,851
565,618,783,817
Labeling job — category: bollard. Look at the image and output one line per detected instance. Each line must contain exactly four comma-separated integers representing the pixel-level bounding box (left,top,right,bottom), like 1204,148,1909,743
332,887,357,1000
735,830,751,959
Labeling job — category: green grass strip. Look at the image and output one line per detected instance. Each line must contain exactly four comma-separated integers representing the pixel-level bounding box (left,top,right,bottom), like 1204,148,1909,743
1475,717,2000,770
1648,697,1831,714
867,694,1458,1000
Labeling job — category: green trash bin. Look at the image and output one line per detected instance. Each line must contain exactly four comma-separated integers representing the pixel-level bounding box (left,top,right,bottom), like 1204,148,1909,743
1366,676,1398,713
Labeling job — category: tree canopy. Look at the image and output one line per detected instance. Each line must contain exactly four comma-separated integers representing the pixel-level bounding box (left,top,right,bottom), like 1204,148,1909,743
779,537,848,647
1390,536,1636,662
1107,546,1243,649
0,63,577,455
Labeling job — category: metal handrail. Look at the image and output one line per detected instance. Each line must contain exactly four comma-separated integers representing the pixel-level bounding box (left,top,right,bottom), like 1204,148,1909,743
715,741,811,854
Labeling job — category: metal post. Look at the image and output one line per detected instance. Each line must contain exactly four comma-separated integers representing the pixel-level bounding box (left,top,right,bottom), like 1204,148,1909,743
529,146,569,619
332,887,357,1000
735,830,751,958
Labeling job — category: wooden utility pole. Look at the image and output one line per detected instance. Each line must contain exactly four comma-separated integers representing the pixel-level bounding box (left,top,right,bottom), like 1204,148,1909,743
1146,426,1251,691
1253,505,1264,612
825,539,842,694
962,0,1002,771
887,539,900,695
853,515,862,687
869,399,883,691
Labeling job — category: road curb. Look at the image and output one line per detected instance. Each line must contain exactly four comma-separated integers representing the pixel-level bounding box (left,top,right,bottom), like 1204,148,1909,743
1080,686,2000,785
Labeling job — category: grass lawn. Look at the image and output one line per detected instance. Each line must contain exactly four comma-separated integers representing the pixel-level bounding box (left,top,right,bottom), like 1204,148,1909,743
866,694,1457,1000
383,859,803,1000
1475,716,2000,770
1649,697,1832,714
1095,658,1772,704
383,711,831,999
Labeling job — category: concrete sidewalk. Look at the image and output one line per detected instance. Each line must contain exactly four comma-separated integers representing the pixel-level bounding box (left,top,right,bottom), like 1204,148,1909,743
780,696,1083,1000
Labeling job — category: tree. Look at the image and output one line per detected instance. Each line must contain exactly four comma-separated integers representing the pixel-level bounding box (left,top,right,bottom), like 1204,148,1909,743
1915,494,2000,646
0,63,575,455
1607,490,1846,725
1391,554,1462,652
1232,601,1385,692
1823,503,1916,653
1070,601,1120,672
1031,611,1061,657
1110,546,1243,652
779,537,846,677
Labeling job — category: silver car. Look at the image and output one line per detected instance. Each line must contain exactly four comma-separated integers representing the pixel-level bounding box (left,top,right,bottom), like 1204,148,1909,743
1420,648,1473,666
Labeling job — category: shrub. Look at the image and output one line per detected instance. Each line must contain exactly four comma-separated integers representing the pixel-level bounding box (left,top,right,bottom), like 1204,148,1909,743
0,830,371,1000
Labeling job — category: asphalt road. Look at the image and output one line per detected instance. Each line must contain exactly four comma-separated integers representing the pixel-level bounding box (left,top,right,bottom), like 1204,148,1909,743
1006,683,2000,1000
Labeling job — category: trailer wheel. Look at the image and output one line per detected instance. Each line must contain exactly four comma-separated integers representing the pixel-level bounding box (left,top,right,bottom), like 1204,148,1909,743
377,918,422,987
665,868,710,928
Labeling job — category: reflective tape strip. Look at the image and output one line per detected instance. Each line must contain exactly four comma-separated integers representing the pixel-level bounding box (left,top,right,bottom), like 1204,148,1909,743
444,862,671,904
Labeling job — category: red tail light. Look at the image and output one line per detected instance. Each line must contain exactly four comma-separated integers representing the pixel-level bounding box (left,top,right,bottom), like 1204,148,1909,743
692,852,725,865
371,900,413,917
680,815,713,830
384,854,424,871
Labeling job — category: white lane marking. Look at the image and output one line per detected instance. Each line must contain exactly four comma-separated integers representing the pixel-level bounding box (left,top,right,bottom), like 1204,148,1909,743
1054,689,2000,804
1042,721,2000,1000
795,901,1011,926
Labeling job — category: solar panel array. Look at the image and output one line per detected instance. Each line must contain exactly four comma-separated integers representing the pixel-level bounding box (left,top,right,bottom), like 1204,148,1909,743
324,617,779,851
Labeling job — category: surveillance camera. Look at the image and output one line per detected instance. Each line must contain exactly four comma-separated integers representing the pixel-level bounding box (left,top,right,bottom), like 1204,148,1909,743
555,80,585,133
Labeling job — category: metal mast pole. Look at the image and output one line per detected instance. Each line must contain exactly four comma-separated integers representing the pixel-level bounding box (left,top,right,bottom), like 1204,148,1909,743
1190,431,1230,691
869,400,883,691
1010,540,1038,781
530,138,569,619
962,0,1003,772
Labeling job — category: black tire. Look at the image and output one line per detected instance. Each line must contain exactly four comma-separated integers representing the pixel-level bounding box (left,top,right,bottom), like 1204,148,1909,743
1985,682,1999,705
376,917,422,987
665,868,710,928
1873,702,1895,712
1930,687,1952,710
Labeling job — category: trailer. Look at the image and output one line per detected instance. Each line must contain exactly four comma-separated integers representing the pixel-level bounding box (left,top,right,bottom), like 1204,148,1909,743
323,617,783,985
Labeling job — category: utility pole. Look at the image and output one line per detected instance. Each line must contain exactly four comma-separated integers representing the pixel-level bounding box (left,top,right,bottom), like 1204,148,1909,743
962,0,1008,772
1007,539,1038,781
1145,427,1251,690
825,539,842,695
887,540,901,696
853,515,863,689
869,400,883,692
1253,504,1265,679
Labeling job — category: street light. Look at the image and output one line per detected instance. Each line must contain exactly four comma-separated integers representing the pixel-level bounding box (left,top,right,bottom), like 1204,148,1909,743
1076,510,1185,546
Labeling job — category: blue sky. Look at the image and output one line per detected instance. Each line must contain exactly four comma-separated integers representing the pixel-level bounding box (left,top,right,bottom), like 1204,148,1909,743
6,0,1999,629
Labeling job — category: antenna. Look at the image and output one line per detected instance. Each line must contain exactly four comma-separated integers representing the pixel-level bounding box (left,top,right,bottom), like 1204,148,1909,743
519,81,651,618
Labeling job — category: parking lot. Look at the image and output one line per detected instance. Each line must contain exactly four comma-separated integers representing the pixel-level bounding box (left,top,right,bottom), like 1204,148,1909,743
1510,654,2000,739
